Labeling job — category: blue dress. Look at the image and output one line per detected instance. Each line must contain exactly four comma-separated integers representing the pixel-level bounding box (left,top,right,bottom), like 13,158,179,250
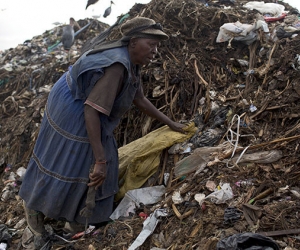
19,47,140,224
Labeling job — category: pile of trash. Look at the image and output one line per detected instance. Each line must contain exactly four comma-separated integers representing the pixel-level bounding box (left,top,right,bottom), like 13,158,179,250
0,0,300,249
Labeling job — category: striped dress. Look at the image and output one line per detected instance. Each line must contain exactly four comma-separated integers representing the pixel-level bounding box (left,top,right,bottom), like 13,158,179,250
19,46,140,224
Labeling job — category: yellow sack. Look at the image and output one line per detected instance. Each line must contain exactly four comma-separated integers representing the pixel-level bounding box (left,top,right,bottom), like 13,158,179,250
116,122,197,201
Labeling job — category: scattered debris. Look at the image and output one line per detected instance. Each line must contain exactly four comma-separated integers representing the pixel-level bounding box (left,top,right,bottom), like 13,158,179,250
0,0,300,249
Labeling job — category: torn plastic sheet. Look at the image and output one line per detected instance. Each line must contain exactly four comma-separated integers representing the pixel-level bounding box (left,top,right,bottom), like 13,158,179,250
110,186,166,220
128,209,168,250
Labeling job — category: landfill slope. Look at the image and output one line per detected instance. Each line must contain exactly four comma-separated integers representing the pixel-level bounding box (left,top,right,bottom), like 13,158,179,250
0,0,300,249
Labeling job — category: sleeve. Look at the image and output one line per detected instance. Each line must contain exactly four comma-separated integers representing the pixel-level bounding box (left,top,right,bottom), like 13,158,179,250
84,63,125,116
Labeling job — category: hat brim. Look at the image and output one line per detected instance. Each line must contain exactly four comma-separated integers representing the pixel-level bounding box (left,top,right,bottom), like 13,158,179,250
141,28,169,40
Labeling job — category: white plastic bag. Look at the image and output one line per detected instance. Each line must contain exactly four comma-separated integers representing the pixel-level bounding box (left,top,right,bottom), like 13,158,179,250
243,1,286,16
217,21,253,42
205,183,234,204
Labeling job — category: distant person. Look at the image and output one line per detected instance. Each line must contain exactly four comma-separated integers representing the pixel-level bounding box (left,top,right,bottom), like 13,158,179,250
19,17,186,249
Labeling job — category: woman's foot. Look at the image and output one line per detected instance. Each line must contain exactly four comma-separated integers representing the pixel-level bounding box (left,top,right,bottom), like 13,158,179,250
63,221,85,238
23,200,46,236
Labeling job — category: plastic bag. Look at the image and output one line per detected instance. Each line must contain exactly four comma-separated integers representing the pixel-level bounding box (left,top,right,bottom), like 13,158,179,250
217,21,253,43
216,232,280,250
205,183,234,204
243,2,286,16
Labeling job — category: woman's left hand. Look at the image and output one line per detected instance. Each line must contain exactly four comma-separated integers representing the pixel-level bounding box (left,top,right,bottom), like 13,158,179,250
88,163,107,189
168,121,186,133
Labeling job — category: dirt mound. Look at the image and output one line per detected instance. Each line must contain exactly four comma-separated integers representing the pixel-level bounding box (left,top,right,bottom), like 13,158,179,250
0,0,300,249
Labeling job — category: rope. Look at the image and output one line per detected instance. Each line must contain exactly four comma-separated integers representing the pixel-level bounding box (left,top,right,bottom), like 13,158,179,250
224,114,256,168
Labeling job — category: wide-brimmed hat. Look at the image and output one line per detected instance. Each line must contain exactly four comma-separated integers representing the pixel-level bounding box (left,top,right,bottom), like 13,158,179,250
120,17,169,40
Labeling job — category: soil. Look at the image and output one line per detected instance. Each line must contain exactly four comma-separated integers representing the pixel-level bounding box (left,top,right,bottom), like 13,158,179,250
0,0,300,249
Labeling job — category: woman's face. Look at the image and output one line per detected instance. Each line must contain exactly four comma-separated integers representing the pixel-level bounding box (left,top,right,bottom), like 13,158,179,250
129,38,160,65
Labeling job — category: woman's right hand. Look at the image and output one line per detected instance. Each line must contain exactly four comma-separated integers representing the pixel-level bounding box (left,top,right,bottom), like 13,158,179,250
88,162,107,189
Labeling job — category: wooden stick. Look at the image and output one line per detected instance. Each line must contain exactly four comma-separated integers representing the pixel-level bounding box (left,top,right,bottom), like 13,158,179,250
218,134,300,162
250,96,271,119
167,167,174,189
194,60,208,87
274,79,290,99
249,187,273,204
159,150,168,185
248,134,300,150
266,104,289,110
259,228,300,237
180,209,194,221
190,222,203,237
172,203,182,219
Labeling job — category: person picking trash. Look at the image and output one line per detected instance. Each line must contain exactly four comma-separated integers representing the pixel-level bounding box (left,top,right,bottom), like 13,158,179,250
19,16,186,249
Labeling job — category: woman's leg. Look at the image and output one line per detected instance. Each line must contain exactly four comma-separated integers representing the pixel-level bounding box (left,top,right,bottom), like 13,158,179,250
23,200,46,236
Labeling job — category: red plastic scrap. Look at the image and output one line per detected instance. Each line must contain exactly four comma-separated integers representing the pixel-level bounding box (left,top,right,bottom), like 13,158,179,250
264,13,287,22
139,212,148,220
71,226,95,239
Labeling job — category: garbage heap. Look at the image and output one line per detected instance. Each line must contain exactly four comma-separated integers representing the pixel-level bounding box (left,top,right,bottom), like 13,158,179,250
0,0,300,249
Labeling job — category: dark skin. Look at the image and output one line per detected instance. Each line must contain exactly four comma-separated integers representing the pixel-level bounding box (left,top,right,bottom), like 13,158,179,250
86,37,186,189
84,105,106,189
